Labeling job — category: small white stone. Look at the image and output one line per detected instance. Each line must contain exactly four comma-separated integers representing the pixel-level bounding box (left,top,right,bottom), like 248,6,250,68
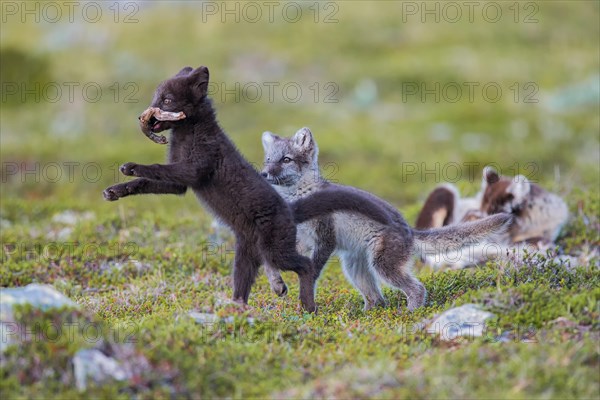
73,349,128,391
428,303,495,341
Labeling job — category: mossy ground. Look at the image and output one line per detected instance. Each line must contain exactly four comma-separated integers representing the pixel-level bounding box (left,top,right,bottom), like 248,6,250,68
1,2,599,398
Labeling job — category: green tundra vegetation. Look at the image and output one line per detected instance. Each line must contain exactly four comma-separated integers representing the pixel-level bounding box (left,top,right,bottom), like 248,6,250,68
1,1,598,398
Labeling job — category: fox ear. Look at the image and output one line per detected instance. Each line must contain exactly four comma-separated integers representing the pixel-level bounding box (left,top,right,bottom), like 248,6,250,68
482,166,500,188
262,131,277,150
188,66,210,97
507,175,531,202
292,127,316,152
175,66,193,77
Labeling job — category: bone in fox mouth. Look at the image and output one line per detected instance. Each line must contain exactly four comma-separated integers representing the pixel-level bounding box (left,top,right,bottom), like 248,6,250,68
149,116,162,132
138,107,186,144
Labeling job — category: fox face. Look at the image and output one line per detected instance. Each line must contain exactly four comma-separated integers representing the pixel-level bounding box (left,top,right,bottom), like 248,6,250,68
261,127,318,186
142,66,210,134
480,167,531,215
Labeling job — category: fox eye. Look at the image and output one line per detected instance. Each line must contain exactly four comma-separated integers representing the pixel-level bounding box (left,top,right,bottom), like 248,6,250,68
282,157,292,163
163,98,172,105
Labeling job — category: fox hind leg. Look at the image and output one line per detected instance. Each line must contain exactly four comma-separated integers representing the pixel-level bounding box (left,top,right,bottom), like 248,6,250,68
232,237,262,304
269,252,316,312
257,216,318,312
340,251,386,311
264,265,288,297
370,234,427,311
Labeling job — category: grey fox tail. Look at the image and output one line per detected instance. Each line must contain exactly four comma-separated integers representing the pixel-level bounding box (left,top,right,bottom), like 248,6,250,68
413,213,513,256
291,187,392,225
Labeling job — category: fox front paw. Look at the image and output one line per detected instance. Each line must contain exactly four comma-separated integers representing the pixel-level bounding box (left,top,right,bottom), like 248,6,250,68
103,184,129,201
103,187,121,201
120,162,140,177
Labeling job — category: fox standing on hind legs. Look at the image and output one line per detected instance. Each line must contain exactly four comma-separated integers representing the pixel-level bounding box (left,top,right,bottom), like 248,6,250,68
261,128,513,311
102,66,394,312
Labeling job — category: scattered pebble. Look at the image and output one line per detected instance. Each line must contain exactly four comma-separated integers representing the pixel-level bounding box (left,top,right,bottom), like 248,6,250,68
0,284,79,352
188,311,255,325
73,344,151,391
428,303,495,341
51,210,95,225
73,349,128,391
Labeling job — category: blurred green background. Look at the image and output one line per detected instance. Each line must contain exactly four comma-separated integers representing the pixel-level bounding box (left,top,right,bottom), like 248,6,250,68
2,0,598,216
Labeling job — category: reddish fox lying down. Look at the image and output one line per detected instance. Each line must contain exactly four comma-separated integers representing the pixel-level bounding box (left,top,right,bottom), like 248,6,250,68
415,167,569,268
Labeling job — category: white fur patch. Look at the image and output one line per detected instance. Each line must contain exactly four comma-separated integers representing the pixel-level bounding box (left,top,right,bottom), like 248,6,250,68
507,175,531,202
431,208,448,227
293,127,313,150
482,166,499,188
262,131,276,150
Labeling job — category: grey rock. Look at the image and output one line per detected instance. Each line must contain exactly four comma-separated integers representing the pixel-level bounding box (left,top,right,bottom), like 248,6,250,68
0,284,78,352
51,210,95,225
188,312,220,324
73,349,128,391
0,284,77,317
428,303,495,341
73,344,151,391
188,311,255,325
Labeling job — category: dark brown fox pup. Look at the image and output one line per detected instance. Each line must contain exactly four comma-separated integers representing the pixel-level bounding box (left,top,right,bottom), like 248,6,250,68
103,66,394,312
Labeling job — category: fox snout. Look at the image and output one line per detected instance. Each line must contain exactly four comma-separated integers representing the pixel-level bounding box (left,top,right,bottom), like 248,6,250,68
261,167,284,185
261,167,274,181
261,170,279,183
261,163,281,179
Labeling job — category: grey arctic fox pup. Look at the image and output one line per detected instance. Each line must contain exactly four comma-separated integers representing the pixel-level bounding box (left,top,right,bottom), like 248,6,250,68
261,127,512,311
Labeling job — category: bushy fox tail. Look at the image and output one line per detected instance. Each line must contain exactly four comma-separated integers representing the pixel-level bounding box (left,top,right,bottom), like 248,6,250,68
291,186,392,225
413,213,513,256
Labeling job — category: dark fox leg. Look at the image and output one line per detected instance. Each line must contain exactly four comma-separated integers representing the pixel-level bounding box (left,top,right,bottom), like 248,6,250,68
119,161,212,187
264,265,288,297
290,253,317,313
264,218,334,297
232,237,262,304
264,251,316,312
370,233,426,311
311,218,336,280
103,178,187,201
261,233,317,312
340,251,386,311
